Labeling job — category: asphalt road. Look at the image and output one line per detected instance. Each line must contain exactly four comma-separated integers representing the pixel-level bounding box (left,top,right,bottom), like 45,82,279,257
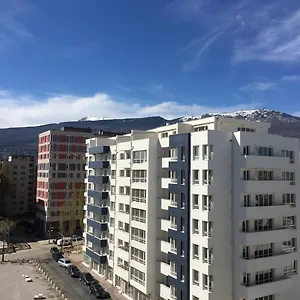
41,258,111,300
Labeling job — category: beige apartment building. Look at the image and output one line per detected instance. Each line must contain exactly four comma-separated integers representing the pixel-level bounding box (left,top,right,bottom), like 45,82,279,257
1,155,37,216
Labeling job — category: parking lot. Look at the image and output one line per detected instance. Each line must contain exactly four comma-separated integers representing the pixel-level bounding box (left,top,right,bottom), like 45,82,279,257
41,257,112,300
0,263,60,300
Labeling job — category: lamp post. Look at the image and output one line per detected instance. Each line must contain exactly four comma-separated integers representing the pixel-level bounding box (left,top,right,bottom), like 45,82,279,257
48,226,54,244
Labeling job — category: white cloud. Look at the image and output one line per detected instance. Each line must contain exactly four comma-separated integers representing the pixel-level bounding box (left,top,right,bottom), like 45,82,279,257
170,0,300,68
239,82,276,92
281,75,300,81
0,91,260,128
233,9,300,63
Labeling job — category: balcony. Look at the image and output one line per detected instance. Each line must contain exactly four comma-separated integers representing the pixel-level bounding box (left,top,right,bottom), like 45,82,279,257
242,180,295,193
240,275,292,299
241,204,296,220
240,249,297,272
88,161,109,169
242,155,291,169
87,218,108,231
160,284,170,300
162,157,172,168
88,175,109,184
85,247,107,264
161,219,170,232
159,261,170,276
161,198,169,210
87,204,108,216
240,227,296,246
86,233,108,248
88,190,108,200
89,145,110,155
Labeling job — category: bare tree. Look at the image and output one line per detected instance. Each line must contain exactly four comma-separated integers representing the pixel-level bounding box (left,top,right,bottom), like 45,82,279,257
0,218,16,261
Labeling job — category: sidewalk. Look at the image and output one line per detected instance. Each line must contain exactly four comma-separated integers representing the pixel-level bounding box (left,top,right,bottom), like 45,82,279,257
68,252,128,300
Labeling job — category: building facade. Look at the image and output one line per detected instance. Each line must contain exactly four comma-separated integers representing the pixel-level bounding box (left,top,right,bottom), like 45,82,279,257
1,155,36,216
84,117,300,300
35,127,94,236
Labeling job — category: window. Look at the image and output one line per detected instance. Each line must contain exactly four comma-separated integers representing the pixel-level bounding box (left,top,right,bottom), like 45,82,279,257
131,228,146,244
131,247,146,265
193,194,199,208
170,192,177,207
255,295,275,300
161,132,168,138
181,193,185,208
242,246,249,259
243,145,250,155
131,208,146,223
120,170,125,177
170,261,177,277
282,150,294,161
181,170,185,184
170,285,176,300
203,247,213,264
202,195,213,211
181,217,185,232
255,146,273,156
283,238,296,252
111,186,116,195
170,238,177,253
255,170,273,181
193,170,199,184
283,216,296,228
203,221,213,237
243,272,249,286
133,150,147,163
120,153,125,160
244,194,250,207
132,189,146,203
203,144,213,160
130,267,145,286
119,204,130,214
192,219,199,234
242,220,249,232
255,269,274,285
111,154,116,162
194,125,208,132
180,147,185,161
203,170,213,185
132,170,147,182
169,170,177,183
203,274,213,291
254,219,273,231
284,260,297,276
193,244,199,259
254,243,273,258
193,146,199,159
193,270,199,285
170,215,177,230
282,171,295,182
283,193,295,206
255,194,273,206
243,170,250,180
169,148,178,160
238,127,255,132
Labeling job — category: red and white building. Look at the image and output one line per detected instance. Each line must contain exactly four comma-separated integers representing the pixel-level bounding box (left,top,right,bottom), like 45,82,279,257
35,126,94,236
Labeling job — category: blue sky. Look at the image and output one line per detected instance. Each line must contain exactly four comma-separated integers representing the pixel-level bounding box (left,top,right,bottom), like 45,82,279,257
0,0,300,127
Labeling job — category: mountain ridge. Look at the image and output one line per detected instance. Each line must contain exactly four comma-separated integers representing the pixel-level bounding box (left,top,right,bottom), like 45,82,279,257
0,108,299,158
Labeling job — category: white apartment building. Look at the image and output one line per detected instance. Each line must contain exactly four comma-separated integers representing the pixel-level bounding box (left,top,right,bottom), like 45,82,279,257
84,116,300,300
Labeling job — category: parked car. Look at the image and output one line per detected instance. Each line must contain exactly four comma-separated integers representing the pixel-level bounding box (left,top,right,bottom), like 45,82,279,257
56,238,72,246
67,265,81,278
58,258,73,268
88,284,110,299
52,252,64,261
79,272,97,285
71,235,83,241
50,247,59,255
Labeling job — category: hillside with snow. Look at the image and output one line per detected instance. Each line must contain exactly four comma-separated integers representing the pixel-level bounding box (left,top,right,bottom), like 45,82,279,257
179,108,300,124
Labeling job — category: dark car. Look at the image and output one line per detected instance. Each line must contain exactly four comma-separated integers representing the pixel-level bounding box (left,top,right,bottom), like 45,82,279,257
88,284,110,299
50,247,59,255
67,265,81,278
52,252,64,262
79,272,97,285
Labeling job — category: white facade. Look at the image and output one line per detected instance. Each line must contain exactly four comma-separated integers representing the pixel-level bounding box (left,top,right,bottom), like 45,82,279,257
84,117,300,300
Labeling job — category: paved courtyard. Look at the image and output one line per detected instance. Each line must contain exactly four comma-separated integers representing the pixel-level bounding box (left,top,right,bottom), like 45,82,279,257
0,262,60,300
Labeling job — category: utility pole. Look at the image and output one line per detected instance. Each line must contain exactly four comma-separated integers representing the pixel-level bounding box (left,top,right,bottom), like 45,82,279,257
48,226,54,244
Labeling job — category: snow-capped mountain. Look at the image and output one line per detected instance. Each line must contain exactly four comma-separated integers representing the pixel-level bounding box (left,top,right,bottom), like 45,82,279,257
179,108,300,124
78,116,112,121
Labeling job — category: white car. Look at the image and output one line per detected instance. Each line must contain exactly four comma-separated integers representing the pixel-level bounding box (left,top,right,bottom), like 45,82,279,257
58,258,72,268
56,238,72,246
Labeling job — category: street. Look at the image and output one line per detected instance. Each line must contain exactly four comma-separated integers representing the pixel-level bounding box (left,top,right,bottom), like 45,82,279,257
40,259,107,300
